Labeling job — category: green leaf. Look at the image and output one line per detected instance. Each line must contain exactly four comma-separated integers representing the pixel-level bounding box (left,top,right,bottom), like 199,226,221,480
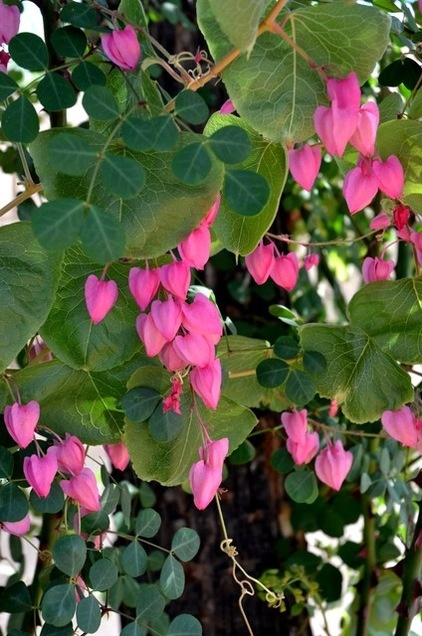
121,623,146,636
303,351,327,374
285,471,318,504
101,484,120,514
9,33,49,70
41,584,76,627
229,439,256,465
52,534,87,576
51,26,87,58
0,72,18,101
76,595,102,634
271,447,295,474
81,510,110,535
171,142,212,185
72,62,107,91
171,528,200,562
256,358,289,388
198,0,390,141
30,128,224,259
273,336,300,360
30,481,64,514
0,581,33,613
122,387,162,422
149,407,183,442
167,614,203,635
32,199,85,251
175,91,209,124
82,85,120,120
285,370,315,406
136,585,165,621
122,541,148,577
81,206,125,263
316,564,343,603
125,374,257,485
37,73,77,111
2,96,39,143
136,508,161,537
160,555,185,599
121,117,157,152
40,624,74,636
101,155,146,198
224,169,269,217
150,116,179,151
89,558,118,592
208,126,252,164
48,132,98,176
0,222,62,372
0,446,13,479
208,0,266,53
60,2,99,29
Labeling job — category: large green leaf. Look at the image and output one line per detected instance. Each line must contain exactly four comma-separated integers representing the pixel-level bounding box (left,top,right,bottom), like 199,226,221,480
204,114,287,255
0,223,62,372
208,0,267,53
40,246,139,371
376,119,422,213
30,128,224,258
0,358,141,444
198,0,390,142
124,367,257,486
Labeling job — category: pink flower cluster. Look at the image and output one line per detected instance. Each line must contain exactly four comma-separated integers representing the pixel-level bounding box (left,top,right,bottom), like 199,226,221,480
245,241,299,290
0,0,19,74
381,406,422,451
281,409,353,491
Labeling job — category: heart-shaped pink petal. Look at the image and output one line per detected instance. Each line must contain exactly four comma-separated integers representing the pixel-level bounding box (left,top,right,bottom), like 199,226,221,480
85,275,118,324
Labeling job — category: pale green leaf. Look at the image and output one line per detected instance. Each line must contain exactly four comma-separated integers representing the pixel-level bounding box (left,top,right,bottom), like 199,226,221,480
208,0,266,53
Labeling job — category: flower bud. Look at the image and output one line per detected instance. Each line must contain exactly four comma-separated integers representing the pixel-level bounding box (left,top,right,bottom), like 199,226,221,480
381,406,418,448
55,434,85,475
370,212,390,231
190,358,222,409
343,161,379,214
159,261,191,299
362,256,394,284
372,155,404,200
61,467,101,512
286,432,319,465
178,224,211,270
189,437,229,510
349,102,379,157
101,25,141,72
281,409,308,443
315,440,353,490
0,0,20,45
288,145,321,191
129,267,160,311
270,253,299,291
2,514,31,536
104,441,130,471
245,241,275,285
181,294,222,343
150,297,183,341
84,275,118,324
23,447,58,498
4,400,40,448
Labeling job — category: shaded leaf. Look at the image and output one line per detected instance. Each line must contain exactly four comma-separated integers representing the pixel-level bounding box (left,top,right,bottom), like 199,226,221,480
2,97,39,143
9,33,48,70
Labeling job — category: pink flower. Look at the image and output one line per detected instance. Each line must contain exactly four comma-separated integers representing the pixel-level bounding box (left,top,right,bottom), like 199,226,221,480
158,341,186,372
101,24,141,72
393,205,410,230
362,256,394,283
281,409,308,443
104,441,130,471
349,102,379,156
84,275,118,324
159,261,191,299
173,333,215,368
326,72,361,111
136,313,168,357
181,294,222,344
23,448,58,498
203,194,221,227
220,99,235,114
372,155,404,199
370,212,390,231
304,254,320,271
245,241,275,285
0,49,10,74
55,434,85,475
0,0,20,44
150,296,183,341
189,437,229,510
381,406,418,448
163,376,183,415
270,253,299,291
61,467,101,512
343,159,379,214
288,145,321,191
178,224,211,269
315,440,353,490
2,514,31,536
190,358,222,409
129,267,160,311
286,432,319,465
4,401,40,448
410,230,422,266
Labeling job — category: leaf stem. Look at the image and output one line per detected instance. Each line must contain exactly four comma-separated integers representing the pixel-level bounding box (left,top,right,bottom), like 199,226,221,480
0,184,43,218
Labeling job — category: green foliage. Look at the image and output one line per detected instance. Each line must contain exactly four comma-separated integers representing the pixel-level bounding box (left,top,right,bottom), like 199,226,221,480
208,0,266,53
41,584,76,627
52,535,87,576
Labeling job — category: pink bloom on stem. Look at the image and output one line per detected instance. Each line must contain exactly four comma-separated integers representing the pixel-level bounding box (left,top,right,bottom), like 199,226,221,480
372,155,404,200
370,212,390,231
328,400,338,418
411,230,422,266
158,341,186,372
189,437,229,510
343,160,379,214
287,432,319,465
304,254,320,271
173,332,215,368
349,102,379,156
84,275,118,324
0,49,10,74
381,406,418,448
270,252,299,291
393,205,410,230
178,224,211,269
55,434,85,475
326,72,361,111
159,261,191,299
61,467,101,512
128,267,160,311
136,313,168,357
101,24,141,72
0,0,20,44
4,401,40,448
163,376,183,415
150,297,183,341
23,447,58,498
219,99,235,115
2,514,31,536
281,409,308,444
181,294,222,344
315,440,353,491
104,441,130,471
362,256,394,284
245,241,275,285
288,145,322,191
190,358,222,409
203,194,221,227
